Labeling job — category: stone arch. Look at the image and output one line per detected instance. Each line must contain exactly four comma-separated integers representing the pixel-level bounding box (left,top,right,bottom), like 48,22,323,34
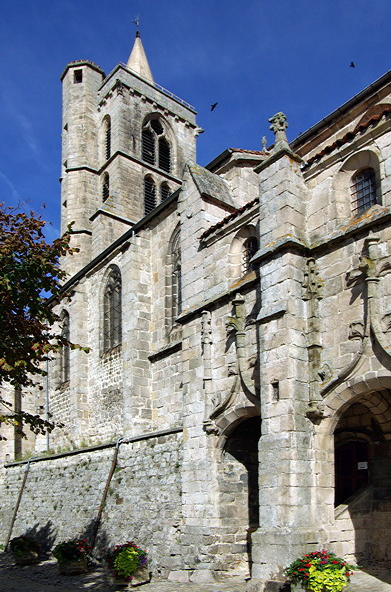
215,403,260,449
333,149,382,219
229,225,258,282
319,373,391,566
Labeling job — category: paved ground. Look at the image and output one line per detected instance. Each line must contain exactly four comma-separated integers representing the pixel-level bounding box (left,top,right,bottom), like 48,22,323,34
0,552,390,591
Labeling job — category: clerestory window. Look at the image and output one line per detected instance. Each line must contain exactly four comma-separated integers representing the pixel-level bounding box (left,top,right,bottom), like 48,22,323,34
141,117,171,173
103,268,122,352
351,168,377,216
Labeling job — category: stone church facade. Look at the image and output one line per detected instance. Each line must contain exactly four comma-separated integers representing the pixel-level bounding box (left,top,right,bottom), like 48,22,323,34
2,33,391,591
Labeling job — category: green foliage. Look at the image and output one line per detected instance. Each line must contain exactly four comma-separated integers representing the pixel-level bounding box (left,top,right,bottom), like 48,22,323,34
107,542,147,582
0,202,87,439
285,550,357,592
53,538,91,562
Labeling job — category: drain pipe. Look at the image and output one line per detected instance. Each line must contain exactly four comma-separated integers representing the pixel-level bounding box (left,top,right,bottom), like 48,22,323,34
90,437,123,549
4,457,36,551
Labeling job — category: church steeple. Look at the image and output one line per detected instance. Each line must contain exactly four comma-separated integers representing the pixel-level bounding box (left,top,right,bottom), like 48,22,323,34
126,31,154,83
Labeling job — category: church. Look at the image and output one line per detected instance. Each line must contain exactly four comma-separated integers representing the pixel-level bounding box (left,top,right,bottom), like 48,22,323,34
2,31,391,592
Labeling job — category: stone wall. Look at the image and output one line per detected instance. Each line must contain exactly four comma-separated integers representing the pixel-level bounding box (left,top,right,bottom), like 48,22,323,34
0,432,183,575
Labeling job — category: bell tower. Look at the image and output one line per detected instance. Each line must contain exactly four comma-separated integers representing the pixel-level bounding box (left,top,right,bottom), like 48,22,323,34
60,32,198,276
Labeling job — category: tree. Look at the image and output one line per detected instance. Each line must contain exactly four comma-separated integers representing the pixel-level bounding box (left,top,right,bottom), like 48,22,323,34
0,202,79,439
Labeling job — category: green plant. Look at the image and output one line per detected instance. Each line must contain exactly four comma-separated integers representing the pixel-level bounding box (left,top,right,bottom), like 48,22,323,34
53,538,91,562
9,535,40,556
107,541,147,582
285,550,357,592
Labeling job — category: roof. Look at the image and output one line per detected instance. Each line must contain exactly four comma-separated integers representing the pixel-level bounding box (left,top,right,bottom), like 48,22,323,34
199,198,259,240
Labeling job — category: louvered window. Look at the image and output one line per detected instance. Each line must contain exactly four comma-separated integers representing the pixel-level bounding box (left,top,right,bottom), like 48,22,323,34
160,183,170,202
102,173,110,202
105,118,111,160
159,138,171,172
351,168,377,216
242,237,258,274
60,311,70,384
103,269,122,352
142,118,171,173
144,177,156,215
142,129,155,164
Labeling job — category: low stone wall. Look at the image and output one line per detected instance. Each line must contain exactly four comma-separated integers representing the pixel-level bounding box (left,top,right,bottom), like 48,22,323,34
0,431,183,575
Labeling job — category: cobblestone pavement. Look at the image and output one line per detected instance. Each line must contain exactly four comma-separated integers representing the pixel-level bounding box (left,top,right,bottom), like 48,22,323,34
1,553,391,591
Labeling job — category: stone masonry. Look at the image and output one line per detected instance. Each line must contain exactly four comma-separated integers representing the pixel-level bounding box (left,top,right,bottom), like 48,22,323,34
2,32,391,592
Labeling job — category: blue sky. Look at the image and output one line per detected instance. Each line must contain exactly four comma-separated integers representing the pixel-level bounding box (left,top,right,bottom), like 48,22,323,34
1,0,391,239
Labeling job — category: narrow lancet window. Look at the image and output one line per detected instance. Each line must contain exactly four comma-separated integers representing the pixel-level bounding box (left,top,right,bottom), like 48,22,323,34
103,268,122,352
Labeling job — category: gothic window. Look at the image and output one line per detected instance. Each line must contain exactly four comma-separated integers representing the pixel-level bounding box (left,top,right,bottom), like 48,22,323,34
242,236,258,274
141,117,171,173
160,182,170,202
103,268,122,352
144,176,156,215
60,311,70,384
102,173,110,202
105,117,111,160
171,229,182,319
351,167,377,216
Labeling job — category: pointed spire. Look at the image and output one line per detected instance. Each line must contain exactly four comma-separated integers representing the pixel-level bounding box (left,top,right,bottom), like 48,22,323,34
126,31,154,83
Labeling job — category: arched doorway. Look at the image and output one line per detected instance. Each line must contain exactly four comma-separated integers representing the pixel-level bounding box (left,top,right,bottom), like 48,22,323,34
333,394,391,566
218,416,261,575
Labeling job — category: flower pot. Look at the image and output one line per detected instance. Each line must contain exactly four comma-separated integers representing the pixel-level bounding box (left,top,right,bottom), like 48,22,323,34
130,564,151,587
110,566,151,589
290,585,309,592
58,556,88,575
13,550,40,566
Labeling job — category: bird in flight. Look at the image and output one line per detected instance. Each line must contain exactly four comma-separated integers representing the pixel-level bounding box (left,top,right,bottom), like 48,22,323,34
211,102,218,111
350,62,355,68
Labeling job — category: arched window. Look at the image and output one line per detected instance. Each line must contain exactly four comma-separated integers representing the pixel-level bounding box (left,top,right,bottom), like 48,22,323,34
351,167,377,216
144,176,156,215
242,236,258,274
102,173,110,202
104,116,111,160
141,117,171,173
160,182,170,202
229,226,258,281
171,230,182,319
158,138,171,172
103,268,122,352
60,311,70,384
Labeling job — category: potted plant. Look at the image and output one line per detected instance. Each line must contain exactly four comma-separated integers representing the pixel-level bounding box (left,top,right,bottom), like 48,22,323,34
107,541,149,588
9,535,40,565
53,538,91,575
285,550,357,592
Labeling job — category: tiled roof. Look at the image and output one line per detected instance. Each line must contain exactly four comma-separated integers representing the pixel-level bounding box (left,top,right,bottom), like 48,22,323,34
302,105,391,169
199,198,259,240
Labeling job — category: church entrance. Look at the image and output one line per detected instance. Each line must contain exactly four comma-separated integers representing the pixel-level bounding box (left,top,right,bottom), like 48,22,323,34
333,392,391,566
219,416,261,574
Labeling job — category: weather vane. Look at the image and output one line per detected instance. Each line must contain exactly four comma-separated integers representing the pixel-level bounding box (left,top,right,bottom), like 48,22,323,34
132,15,140,35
